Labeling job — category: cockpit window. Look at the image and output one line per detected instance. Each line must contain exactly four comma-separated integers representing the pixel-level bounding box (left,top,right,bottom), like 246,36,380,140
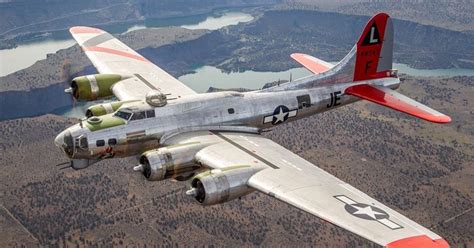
114,110,132,120
130,111,146,120
146,110,155,118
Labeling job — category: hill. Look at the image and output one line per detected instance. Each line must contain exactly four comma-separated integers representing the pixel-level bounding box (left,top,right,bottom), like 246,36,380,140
284,0,474,32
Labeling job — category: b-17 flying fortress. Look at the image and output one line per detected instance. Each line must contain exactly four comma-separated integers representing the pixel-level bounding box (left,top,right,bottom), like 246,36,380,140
55,13,451,248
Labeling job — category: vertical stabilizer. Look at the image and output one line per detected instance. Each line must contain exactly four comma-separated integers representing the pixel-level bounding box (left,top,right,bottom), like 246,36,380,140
354,13,394,81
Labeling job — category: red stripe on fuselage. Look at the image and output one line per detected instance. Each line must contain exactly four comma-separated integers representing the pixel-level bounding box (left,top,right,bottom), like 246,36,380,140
82,46,150,63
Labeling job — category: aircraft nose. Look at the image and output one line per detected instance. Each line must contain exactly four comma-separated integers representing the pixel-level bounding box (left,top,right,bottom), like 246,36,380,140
54,131,66,148
55,130,74,157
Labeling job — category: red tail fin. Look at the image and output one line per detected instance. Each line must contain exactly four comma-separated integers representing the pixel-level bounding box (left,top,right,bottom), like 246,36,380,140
354,13,394,81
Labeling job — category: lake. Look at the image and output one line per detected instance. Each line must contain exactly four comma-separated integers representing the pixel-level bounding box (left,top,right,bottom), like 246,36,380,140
0,11,254,77
57,64,474,118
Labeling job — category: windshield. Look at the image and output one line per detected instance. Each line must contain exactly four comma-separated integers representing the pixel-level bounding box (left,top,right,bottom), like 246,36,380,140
114,110,132,120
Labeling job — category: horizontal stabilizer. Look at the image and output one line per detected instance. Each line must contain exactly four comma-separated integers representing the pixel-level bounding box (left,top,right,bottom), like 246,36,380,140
345,84,451,124
291,53,333,74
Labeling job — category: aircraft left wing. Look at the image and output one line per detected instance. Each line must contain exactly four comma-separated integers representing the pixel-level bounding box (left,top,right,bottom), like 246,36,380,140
164,131,449,248
69,26,196,100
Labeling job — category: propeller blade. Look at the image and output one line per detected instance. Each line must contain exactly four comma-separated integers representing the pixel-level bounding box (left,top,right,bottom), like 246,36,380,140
58,165,71,170
55,161,70,167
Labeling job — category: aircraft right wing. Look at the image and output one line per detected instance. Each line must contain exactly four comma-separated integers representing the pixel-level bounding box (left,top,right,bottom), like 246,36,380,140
70,26,197,101
291,53,334,74
163,130,449,248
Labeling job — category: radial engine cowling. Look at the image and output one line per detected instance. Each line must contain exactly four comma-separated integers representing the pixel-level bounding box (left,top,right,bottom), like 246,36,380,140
135,144,204,181
186,166,260,206
86,101,131,117
67,74,127,101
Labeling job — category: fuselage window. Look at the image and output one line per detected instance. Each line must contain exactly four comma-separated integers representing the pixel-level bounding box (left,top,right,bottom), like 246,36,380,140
146,110,155,118
108,138,117,146
114,111,132,120
130,111,146,120
96,140,105,147
297,95,311,109
228,108,235,114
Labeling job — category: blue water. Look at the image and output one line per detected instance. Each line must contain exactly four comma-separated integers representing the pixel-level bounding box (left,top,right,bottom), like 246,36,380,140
0,11,254,77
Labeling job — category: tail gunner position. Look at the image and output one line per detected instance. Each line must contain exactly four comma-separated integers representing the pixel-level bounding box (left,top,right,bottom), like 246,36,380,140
55,13,451,248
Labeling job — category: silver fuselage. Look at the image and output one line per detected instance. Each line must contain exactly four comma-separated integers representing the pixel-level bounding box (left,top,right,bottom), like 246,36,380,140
56,76,400,166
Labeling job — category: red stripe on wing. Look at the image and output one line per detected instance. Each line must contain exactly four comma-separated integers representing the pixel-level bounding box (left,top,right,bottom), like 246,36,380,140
82,46,150,63
387,235,449,248
345,84,451,124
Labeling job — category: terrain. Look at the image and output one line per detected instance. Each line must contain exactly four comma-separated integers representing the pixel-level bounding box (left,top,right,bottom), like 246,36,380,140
0,0,279,48
1,10,473,120
1,3,473,247
284,0,474,32
0,76,472,247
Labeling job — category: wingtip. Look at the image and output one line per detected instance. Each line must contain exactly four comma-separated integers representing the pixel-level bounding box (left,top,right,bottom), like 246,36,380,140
386,236,449,248
69,26,104,35
431,115,452,124
290,53,304,59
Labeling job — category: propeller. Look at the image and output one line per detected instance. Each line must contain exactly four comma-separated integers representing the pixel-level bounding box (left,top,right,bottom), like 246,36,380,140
60,59,77,108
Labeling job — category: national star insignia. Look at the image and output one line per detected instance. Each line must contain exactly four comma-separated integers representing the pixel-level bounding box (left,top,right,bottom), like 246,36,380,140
263,105,298,125
273,106,289,124
334,195,403,230
351,205,386,220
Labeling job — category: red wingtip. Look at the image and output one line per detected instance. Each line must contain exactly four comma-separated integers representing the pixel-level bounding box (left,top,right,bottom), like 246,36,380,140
431,115,452,124
69,26,103,34
345,84,452,124
290,53,332,74
387,236,449,248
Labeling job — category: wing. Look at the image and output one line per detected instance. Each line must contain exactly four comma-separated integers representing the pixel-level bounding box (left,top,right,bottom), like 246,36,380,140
69,26,196,100
291,53,333,74
345,84,451,124
164,131,449,248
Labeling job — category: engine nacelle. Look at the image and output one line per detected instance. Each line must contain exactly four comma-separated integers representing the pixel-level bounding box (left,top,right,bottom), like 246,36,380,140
135,144,204,181
186,166,260,206
67,74,127,101
85,101,130,118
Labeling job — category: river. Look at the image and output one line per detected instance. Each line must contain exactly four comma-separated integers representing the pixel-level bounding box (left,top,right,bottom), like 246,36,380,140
0,11,254,77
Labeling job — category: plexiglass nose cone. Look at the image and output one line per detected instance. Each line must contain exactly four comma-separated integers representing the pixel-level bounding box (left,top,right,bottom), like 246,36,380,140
54,131,66,148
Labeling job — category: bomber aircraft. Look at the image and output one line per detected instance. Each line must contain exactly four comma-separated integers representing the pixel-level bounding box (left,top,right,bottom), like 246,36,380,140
55,13,451,247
